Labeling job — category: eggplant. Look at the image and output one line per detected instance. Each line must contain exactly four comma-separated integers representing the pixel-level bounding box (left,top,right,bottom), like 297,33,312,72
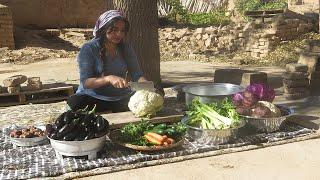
50,133,58,140
55,112,66,129
74,131,88,141
63,110,75,124
45,124,55,136
84,132,95,140
96,115,109,133
62,132,76,141
58,123,75,138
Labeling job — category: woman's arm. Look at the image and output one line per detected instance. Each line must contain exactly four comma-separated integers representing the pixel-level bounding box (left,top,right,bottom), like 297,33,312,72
85,75,128,89
78,43,128,89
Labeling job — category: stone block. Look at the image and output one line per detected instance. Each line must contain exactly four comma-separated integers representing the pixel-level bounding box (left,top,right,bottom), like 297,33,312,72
213,68,246,85
7,85,21,94
241,72,268,87
283,78,309,88
3,75,27,87
298,53,319,73
282,72,309,80
25,81,43,91
284,91,310,100
283,86,309,94
286,63,308,72
309,71,320,81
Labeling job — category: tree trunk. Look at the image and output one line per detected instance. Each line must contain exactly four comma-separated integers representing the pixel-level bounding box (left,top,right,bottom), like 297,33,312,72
113,0,161,84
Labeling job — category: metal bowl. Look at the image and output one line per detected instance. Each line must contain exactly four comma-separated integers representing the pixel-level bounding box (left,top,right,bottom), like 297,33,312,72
241,105,294,133
182,83,244,106
181,116,246,145
4,125,48,147
48,135,106,160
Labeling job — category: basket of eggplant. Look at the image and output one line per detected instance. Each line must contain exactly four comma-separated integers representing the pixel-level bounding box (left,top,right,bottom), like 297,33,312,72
46,105,109,157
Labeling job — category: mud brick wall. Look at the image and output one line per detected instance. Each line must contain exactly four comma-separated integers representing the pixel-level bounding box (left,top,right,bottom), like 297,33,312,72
0,0,109,28
0,4,14,49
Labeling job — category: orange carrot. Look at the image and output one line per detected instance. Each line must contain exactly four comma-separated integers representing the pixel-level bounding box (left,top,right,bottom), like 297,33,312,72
166,138,175,144
146,132,166,142
144,134,162,145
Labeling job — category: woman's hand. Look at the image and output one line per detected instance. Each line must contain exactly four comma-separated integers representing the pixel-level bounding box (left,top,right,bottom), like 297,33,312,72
137,76,148,82
105,75,128,88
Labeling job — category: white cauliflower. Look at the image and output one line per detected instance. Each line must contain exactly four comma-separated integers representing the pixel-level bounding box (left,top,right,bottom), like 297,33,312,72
128,90,164,118
252,101,281,118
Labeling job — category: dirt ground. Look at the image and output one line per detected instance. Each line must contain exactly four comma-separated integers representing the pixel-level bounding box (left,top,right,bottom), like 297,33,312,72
0,59,320,179
81,138,320,180
0,27,319,179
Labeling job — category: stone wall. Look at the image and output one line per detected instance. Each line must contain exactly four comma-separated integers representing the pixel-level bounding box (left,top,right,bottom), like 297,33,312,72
0,0,108,28
160,14,314,59
0,4,14,49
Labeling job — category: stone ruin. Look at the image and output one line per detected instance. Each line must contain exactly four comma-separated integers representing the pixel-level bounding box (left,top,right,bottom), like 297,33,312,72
160,12,314,60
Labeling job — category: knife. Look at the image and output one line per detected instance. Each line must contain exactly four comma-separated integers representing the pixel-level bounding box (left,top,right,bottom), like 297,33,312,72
128,81,155,92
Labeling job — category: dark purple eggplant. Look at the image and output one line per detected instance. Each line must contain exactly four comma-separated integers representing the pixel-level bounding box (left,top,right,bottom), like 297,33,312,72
62,132,76,141
45,124,56,136
55,112,66,129
50,133,58,140
84,132,95,140
96,116,109,133
58,123,75,138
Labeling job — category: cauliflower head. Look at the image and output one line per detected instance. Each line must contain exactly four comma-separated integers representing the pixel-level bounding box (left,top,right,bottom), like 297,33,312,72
252,101,281,118
128,90,164,118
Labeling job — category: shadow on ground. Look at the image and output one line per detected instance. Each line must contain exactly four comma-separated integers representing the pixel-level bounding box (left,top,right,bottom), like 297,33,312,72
14,27,80,51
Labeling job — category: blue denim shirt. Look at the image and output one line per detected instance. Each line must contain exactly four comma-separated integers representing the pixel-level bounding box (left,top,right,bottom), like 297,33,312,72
76,38,143,101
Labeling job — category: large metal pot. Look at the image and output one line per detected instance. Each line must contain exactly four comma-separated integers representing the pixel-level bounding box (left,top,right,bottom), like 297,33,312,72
182,83,244,106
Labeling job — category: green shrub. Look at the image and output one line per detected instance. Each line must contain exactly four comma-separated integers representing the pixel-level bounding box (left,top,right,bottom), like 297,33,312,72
235,0,288,16
188,11,230,26
258,0,287,10
164,0,230,26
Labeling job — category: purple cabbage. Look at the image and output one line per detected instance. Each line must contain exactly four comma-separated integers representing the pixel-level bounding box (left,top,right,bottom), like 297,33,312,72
245,83,275,103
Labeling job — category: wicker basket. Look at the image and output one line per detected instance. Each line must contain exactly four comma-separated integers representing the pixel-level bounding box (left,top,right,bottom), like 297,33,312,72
242,105,294,133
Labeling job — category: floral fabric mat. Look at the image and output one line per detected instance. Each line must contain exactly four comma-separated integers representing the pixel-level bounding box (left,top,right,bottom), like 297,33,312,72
0,122,315,179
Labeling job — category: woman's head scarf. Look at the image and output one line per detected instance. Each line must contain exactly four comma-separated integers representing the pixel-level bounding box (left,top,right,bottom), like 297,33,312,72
93,10,126,38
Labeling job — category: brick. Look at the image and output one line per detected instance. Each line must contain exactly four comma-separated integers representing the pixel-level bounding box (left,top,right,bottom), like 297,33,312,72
7,85,21,94
241,72,268,87
283,78,309,87
213,68,246,85
284,91,310,100
283,86,309,94
3,75,27,87
298,53,319,72
282,72,309,79
286,63,308,72
309,71,320,81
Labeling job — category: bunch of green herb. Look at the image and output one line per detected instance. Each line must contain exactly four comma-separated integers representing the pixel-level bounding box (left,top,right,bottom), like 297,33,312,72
186,97,241,129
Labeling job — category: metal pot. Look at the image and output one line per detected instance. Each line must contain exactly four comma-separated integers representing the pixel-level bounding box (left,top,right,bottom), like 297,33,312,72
49,135,106,160
182,83,244,106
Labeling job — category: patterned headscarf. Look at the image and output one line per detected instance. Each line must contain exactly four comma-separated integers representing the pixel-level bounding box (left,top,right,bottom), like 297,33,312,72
93,10,126,38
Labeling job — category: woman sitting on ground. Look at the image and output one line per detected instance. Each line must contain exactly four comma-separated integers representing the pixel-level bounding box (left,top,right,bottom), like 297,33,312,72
67,10,148,113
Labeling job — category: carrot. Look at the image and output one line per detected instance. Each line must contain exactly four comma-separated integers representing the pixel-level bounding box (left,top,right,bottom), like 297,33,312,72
146,132,166,142
144,134,162,145
166,138,175,144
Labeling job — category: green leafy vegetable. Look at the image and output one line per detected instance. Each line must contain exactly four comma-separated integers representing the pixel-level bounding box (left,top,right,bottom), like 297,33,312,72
186,97,241,129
